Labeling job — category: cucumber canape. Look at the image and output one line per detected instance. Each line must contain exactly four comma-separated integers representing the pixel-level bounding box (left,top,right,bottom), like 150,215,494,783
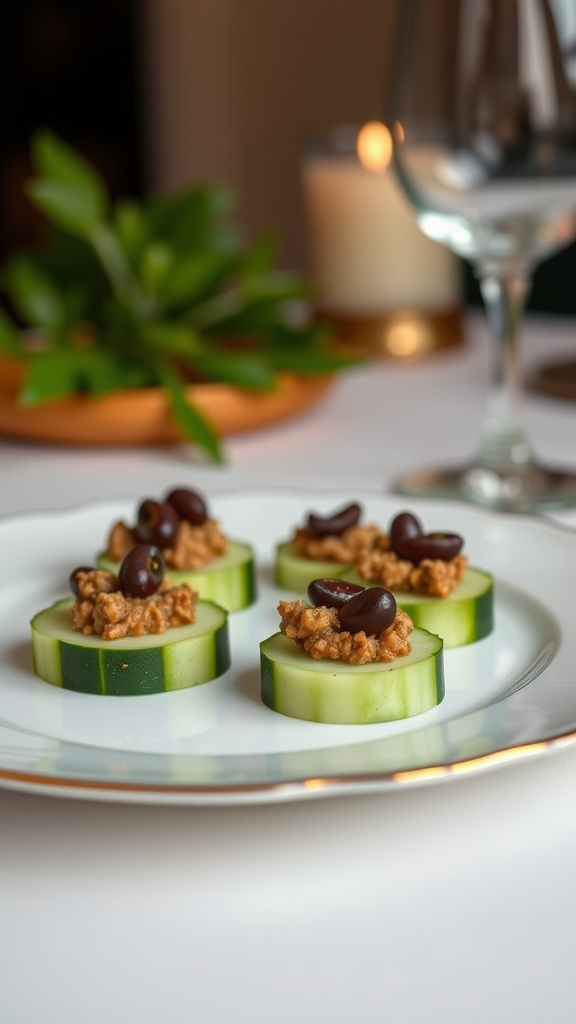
261,628,444,724
274,540,352,593
260,579,445,724
32,597,230,696
342,510,494,648
98,485,256,612
340,565,493,648
274,502,380,591
31,543,230,695
98,540,255,615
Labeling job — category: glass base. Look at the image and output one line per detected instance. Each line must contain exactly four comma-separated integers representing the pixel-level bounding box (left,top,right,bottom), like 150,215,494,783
394,461,576,514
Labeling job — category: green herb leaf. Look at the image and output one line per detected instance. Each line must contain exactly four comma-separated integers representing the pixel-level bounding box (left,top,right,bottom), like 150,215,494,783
27,179,105,238
113,200,147,267
4,258,66,329
157,250,240,311
243,231,277,276
19,346,151,403
242,270,313,302
81,349,151,395
140,241,173,294
32,130,108,202
156,363,224,462
140,321,200,357
29,130,108,237
17,229,107,327
193,352,277,390
89,224,147,313
20,349,82,403
147,186,238,256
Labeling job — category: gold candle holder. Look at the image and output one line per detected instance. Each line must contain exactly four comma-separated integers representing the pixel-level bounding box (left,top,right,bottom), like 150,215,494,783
318,307,464,360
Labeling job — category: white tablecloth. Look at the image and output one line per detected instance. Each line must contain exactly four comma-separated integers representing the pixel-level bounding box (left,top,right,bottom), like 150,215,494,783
1,313,575,1024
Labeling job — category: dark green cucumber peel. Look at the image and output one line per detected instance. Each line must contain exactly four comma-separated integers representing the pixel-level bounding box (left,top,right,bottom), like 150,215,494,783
340,567,494,648
260,629,444,725
31,598,230,696
274,541,351,592
97,540,256,612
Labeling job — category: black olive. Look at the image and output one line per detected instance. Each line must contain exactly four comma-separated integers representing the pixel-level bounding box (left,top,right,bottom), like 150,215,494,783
338,587,397,635
394,532,463,563
165,487,208,525
308,578,365,609
389,511,423,554
307,502,362,538
135,499,179,548
118,544,165,598
390,510,463,562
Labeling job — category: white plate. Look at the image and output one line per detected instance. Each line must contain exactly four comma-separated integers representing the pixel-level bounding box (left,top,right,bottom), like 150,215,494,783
0,490,572,805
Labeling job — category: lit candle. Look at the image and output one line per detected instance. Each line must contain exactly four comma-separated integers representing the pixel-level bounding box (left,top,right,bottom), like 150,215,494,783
302,123,462,355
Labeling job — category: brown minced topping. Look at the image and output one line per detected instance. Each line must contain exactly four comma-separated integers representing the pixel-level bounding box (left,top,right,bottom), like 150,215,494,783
354,549,468,598
278,599,413,666
292,523,386,563
106,518,228,570
71,568,198,641
294,523,467,598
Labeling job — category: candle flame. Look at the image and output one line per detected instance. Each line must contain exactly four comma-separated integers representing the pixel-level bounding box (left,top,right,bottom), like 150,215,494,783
357,121,392,171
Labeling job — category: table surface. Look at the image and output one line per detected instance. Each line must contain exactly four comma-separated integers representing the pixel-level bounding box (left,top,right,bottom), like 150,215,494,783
2,312,576,1024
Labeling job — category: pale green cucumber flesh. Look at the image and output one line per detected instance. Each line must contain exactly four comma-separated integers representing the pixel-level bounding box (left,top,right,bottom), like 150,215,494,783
260,628,444,724
31,598,230,696
274,541,350,593
97,539,256,612
341,566,493,648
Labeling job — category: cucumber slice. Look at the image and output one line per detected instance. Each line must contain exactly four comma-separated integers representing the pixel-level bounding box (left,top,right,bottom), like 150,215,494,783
260,628,444,724
31,598,230,696
341,567,493,648
274,541,351,592
97,540,256,613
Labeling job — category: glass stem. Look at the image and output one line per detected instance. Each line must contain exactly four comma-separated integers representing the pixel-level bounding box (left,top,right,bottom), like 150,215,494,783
477,267,533,471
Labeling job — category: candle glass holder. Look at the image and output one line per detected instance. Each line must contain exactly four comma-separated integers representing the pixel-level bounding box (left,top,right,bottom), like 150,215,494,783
301,123,464,358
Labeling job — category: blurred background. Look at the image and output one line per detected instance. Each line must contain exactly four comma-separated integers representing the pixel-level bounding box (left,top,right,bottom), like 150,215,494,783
2,0,576,315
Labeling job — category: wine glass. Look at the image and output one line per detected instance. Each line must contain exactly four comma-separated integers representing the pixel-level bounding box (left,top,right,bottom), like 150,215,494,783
388,0,576,512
